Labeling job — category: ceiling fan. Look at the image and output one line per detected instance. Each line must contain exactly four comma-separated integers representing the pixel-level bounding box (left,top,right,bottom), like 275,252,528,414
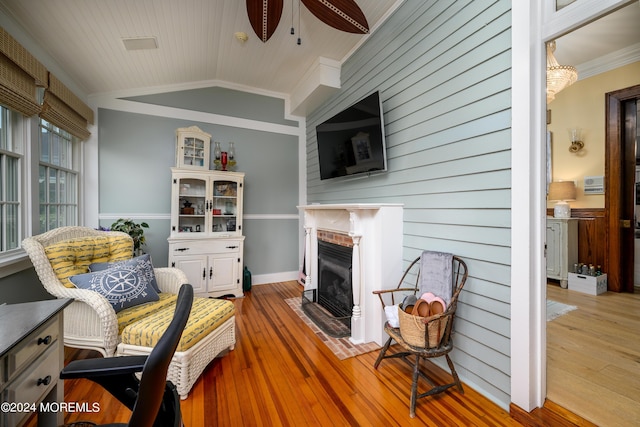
246,0,369,43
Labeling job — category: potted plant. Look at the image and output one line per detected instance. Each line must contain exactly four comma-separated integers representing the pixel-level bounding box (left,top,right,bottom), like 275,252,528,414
110,218,149,255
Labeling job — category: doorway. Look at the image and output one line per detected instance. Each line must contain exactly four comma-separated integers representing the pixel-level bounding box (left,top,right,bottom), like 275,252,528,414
543,3,640,423
605,84,640,293
636,102,640,289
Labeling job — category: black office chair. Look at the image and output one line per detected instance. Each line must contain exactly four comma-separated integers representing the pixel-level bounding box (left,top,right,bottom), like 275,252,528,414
60,284,194,427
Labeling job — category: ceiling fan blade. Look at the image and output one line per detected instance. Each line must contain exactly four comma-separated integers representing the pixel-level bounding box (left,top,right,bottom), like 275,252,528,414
301,0,369,34
246,0,284,42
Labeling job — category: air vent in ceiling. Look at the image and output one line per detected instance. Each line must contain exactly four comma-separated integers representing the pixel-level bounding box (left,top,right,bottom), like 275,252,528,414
122,37,158,51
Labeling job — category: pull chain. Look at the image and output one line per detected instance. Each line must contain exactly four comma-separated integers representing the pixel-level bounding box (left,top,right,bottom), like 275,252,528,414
297,0,302,45
290,0,295,34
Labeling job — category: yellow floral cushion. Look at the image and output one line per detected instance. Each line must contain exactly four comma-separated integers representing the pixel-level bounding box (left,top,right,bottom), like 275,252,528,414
117,293,178,334
44,235,133,287
120,297,235,352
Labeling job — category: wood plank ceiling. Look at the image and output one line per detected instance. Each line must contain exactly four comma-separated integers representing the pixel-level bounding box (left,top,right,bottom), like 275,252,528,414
0,0,399,98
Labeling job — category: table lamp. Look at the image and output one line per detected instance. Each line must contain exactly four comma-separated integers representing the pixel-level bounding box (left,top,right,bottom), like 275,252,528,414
548,181,577,218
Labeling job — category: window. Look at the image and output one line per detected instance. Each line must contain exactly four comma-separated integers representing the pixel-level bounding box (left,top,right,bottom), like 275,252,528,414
0,108,83,259
39,119,78,232
0,106,22,251
0,29,88,264
556,0,577,10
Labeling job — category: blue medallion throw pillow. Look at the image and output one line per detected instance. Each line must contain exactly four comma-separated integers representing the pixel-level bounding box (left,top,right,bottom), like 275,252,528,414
70,262,160,312
89,254,160,293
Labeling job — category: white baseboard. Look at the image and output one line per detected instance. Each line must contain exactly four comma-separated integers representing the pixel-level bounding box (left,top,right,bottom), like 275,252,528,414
251,271,299,286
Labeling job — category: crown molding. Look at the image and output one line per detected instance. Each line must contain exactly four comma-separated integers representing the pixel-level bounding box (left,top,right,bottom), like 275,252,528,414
576,42,640,80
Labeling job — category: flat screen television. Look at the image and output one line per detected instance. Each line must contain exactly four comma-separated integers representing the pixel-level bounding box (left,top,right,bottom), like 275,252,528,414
316,91,387,181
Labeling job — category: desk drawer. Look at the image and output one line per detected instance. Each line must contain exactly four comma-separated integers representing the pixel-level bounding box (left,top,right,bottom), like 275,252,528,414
3,344,59,427
6,318,59,383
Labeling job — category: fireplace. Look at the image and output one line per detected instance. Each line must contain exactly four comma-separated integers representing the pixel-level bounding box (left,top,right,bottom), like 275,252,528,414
301,239,353,337
299,203,403,346
317,240,353,325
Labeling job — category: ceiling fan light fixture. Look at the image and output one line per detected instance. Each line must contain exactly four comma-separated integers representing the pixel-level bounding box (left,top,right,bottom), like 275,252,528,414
235,32,249,43
122,37,158,51
546,40,577,103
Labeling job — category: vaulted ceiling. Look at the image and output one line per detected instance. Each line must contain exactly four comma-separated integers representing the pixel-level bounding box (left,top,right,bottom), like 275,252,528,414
0,0,400,114
0,1,639,115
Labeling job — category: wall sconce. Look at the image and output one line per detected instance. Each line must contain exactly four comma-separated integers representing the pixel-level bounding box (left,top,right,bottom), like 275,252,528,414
548,180,577,218
568,128,584,153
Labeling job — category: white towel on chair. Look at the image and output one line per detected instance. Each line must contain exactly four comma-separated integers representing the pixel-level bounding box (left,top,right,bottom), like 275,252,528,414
384,304,400,328
419,251,454,306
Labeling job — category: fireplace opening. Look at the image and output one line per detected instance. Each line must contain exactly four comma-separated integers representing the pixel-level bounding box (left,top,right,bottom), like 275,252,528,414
302,239,353,338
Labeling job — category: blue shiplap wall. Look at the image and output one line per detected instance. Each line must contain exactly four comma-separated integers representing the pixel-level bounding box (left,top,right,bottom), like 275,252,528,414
307,0,511,406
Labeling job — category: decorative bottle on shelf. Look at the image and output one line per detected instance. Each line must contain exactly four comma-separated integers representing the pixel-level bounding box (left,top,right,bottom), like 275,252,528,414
213,141,222,170
221,151,228,171
228,142,236,170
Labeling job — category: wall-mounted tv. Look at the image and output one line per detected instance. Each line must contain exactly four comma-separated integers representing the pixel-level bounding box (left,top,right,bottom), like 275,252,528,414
316,91,387,181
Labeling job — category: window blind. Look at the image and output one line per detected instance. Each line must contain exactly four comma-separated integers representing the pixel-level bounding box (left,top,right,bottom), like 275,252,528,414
0,27,47,117
41,73,94,140
0,26,94,140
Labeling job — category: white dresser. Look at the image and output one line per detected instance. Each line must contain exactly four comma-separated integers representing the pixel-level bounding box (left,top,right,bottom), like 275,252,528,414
546,217,578,288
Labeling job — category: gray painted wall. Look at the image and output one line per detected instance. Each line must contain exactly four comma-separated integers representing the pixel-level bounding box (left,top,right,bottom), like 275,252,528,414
125,87,298,127
0,268,53,304
1,89,301,302
97,88,300,277
306,0,511,407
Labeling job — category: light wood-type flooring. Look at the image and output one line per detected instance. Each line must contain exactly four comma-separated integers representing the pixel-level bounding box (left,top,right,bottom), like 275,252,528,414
547,282,640,426
26,280,602,426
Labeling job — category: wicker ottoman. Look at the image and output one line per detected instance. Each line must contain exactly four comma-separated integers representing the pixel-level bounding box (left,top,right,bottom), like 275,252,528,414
116,296,236,399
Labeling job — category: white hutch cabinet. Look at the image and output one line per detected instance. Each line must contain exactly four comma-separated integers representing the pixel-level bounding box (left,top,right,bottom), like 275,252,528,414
175,126,211,170
546,217,578,288
168,167,245,298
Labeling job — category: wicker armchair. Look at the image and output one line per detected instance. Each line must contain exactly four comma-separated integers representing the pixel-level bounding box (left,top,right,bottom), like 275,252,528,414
22,226,188,357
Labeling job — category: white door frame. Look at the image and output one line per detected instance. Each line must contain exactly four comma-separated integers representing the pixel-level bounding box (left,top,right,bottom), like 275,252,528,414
510,0,633,412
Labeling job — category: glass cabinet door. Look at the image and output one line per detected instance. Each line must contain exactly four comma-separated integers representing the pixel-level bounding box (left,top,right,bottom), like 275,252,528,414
176,126,211,169
212,180,239,234
181,137,206,168
176,177,207,234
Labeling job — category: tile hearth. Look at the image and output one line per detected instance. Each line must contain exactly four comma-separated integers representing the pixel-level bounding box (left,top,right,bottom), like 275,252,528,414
285,298,379,360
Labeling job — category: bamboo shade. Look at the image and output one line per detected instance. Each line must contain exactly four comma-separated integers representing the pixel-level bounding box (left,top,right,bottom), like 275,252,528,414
0,27,47,116
41,73,94,140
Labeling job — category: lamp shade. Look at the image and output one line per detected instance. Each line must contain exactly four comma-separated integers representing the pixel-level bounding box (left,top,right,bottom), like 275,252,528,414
548,181,577,201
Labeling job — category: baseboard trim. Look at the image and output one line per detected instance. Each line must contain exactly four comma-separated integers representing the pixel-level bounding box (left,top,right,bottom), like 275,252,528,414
251,271,298,286
509,400,597,426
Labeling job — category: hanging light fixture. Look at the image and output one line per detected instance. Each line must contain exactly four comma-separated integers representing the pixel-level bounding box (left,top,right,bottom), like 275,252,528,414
546,40,578,104
246,0,368,43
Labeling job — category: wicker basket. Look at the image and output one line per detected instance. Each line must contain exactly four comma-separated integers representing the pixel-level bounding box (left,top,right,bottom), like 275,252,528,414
397,305,448,348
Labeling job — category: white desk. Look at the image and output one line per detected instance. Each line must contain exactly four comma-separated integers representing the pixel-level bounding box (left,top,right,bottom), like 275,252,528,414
0,298,71,427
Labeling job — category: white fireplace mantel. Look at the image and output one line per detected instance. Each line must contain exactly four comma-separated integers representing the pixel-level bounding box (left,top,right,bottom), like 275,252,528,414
298,203,403,346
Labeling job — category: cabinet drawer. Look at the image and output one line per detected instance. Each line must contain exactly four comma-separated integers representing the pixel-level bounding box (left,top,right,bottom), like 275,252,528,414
6,319,59,383
169,239,242,255
3,344,59,426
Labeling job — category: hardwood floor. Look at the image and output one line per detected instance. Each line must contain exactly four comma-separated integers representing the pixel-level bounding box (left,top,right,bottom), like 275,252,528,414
547,282,640,426
49,281,594,426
